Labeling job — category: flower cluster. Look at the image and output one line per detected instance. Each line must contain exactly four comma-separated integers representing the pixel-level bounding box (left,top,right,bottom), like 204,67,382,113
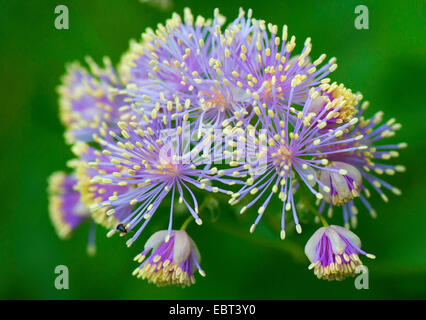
48,8,405,286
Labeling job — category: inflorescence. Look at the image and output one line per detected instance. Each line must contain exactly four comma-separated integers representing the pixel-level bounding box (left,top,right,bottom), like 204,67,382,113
48,8,405,286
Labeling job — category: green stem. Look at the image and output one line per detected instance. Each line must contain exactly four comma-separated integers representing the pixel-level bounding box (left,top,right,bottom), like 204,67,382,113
180,215,193,230
300,189,329,227
211,221,306,263
304,199,329,227
179,197,211,230
314,210,329,227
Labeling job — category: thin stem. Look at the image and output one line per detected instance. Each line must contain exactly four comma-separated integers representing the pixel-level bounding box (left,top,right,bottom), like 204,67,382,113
180,196,211,230
313,209,329,227
300,189,329,227
180,215,193,230
87,220,97,256
211,221,306,263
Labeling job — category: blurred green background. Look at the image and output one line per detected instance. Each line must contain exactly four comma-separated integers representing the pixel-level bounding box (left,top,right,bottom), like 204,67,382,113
0,0,425,299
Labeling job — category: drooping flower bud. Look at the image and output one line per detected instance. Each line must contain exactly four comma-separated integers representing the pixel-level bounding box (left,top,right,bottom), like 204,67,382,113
308,83,361,129
132,230,205,287
319,161,362,205
304,225,375,280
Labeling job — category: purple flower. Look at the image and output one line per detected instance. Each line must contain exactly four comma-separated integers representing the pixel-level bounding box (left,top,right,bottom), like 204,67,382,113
48,172,90,238
89,111,230,246
132,230,205,287
69,143,132,229
119,8,336,131
49,6,407,286
58,57,125,144
304,225,375,280
223,88,364,238
316,102,405,227
318,161,362,205
222,9,338,113
119,8,250,130
307,82,361,130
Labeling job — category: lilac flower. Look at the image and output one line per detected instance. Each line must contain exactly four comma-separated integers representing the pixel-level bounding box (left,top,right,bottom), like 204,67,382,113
133,230,205,287
307,82,361,130
69,143,132,229
48,6,406,286
222,9,338,113
118,8,336,131
118,8,250,130
316,102,405,227
48,172,91,238
89,111,230,246
117,8,221,88
304,225,375,280
318,161,362,206
223,88,365,238
58,57,126,144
